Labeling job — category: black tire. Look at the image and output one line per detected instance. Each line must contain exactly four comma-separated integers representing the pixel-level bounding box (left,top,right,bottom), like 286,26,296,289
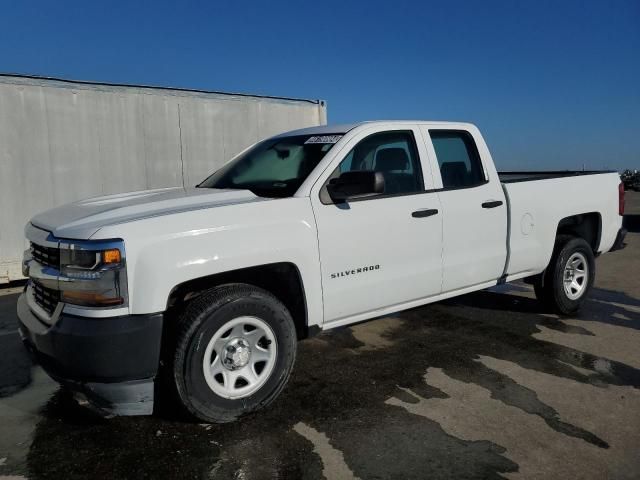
172,284,297,423
534,235,595,315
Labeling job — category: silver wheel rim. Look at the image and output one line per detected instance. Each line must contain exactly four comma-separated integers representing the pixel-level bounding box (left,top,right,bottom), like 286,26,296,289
563,252,589,300
202,316,277,399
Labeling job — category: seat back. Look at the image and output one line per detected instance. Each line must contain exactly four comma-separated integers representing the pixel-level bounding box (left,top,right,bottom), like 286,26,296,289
440,161,469,187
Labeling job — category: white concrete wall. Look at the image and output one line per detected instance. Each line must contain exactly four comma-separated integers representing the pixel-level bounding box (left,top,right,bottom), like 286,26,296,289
0,75,327,282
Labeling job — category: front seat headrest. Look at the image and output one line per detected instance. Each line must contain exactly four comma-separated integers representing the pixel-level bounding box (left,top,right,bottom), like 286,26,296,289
375,148,409,171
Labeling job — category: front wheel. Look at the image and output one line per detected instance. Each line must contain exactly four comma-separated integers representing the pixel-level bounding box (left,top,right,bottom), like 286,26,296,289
172,284,297,423
534,236,595,315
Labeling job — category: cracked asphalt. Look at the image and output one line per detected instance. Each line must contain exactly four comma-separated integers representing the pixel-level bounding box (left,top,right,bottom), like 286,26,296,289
1,192,639,479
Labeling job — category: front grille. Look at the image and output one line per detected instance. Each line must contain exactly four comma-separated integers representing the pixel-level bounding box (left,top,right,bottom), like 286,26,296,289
30,242,60,268
32,281,61,315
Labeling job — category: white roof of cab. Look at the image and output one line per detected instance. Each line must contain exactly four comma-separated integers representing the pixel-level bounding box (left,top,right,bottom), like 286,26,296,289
277,120,473,137
274,123,361,137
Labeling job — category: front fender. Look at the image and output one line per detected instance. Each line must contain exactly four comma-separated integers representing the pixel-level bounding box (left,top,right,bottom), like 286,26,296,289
94,198,323,327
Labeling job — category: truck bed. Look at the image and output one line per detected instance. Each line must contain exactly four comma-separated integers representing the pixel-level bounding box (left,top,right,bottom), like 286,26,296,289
499,170,615,183
499,169,622,279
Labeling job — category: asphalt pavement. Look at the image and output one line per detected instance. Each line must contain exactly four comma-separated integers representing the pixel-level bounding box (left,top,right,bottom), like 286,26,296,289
1,192,639,479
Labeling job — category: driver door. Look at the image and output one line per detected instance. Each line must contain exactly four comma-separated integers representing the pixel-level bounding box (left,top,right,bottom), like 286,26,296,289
310,125,443,326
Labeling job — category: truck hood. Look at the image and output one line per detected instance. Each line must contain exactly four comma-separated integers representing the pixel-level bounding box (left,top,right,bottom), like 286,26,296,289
30,187,262,239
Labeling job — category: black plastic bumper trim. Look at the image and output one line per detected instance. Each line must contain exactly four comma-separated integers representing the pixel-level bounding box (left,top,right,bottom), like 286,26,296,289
17,293,163,384
67,377,155,416
609,227,627,252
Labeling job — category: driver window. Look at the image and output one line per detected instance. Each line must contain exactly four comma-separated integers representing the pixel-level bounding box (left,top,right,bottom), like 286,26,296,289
322,130,424,203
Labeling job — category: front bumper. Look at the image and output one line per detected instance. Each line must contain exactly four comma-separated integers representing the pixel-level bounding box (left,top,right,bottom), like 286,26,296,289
609,227,627,252
17,292,163,415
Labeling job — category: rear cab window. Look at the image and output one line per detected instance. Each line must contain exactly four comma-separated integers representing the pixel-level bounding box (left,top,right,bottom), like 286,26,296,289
428,130,487,189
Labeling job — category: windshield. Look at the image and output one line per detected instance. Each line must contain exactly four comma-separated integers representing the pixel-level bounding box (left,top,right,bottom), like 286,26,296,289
198,134,342,198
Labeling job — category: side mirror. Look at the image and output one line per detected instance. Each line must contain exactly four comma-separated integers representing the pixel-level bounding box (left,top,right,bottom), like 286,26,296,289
326,171,385,203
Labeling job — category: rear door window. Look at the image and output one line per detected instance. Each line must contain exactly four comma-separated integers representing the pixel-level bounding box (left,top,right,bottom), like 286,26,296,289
429,130,486,189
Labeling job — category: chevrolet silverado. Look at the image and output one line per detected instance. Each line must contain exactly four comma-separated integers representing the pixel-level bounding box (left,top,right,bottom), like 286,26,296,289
17,121,627,422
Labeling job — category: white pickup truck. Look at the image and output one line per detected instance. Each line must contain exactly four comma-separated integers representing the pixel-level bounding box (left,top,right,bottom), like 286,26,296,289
17,121,627,422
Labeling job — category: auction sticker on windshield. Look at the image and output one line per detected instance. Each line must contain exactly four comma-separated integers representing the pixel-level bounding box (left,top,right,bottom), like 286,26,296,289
304,135,343,144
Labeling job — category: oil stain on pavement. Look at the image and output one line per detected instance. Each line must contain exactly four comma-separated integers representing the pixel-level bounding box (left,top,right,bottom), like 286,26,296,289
1,204,640,479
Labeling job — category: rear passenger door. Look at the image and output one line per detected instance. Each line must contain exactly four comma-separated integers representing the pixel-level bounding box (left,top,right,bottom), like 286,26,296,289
421,127,507,292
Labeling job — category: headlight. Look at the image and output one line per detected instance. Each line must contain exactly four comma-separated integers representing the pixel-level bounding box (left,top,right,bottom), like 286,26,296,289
61,248,121,274
59,242,128,308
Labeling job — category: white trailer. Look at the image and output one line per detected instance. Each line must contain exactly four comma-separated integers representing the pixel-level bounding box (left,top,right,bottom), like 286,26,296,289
0,74,327,282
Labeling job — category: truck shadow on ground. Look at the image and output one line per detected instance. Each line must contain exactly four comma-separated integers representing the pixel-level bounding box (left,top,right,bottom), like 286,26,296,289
0,292,32,399
467,283,640,331
18,287,640,479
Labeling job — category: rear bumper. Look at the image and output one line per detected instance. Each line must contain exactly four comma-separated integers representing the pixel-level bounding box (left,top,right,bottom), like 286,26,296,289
17,292,163,415
609,227,627,252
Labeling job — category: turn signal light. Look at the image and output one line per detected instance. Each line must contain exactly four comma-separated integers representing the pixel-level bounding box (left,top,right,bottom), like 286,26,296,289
62,291,124,307
103,249,121,264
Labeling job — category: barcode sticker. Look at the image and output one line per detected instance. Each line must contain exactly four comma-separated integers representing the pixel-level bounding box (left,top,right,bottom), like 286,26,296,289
304,135,343,144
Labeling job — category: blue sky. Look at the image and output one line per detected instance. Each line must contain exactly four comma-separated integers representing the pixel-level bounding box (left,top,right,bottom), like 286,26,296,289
1,0,638,170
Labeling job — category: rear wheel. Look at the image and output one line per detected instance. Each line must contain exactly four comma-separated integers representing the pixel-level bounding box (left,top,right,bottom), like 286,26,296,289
534,236,595,315
172,284,297,423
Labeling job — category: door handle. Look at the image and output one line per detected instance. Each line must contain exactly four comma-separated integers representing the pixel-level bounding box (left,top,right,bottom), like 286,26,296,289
482,200,503,209
412,208,439,218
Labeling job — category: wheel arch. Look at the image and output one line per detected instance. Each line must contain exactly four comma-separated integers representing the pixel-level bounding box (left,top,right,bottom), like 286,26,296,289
525,212,602,287
165,262,312,339
555,212,602,253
